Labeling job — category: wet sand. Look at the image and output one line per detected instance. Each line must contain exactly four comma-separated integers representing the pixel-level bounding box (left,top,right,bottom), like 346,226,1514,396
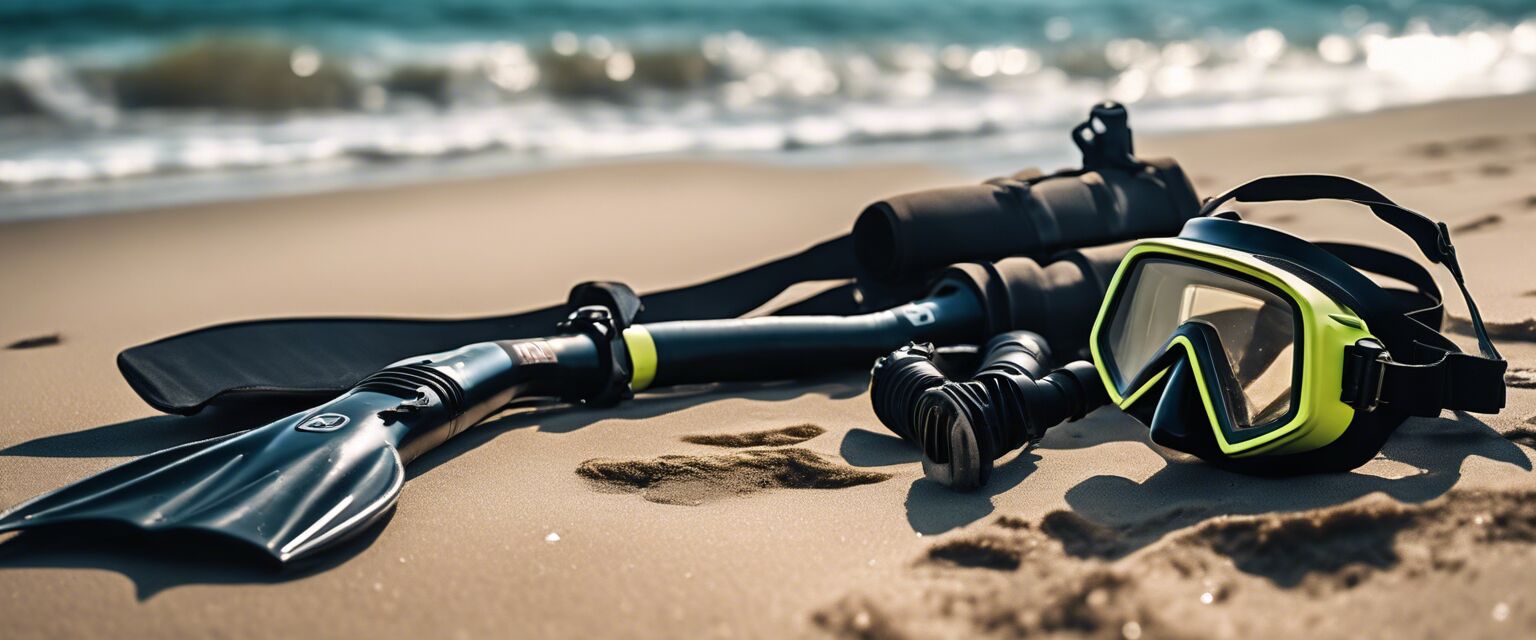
2,94,1535,638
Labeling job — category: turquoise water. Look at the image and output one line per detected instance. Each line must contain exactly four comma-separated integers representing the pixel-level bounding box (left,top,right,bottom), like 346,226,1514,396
7,1,1533,51
1,0,1534,216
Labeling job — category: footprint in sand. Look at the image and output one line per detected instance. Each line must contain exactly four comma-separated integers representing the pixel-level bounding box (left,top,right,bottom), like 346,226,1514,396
1508,426,1536,449
577,425,889,505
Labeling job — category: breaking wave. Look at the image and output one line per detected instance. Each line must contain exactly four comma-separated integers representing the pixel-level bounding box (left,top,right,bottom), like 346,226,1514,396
1,0,1533,208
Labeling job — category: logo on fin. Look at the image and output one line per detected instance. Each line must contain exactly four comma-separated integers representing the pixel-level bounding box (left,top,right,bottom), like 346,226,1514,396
297,413,350,432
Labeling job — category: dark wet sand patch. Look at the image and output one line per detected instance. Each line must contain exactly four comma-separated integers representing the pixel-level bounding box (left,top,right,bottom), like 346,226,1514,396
927,535,1027,570
5,333,61,350
1040,506,1210,560
1413,142,1451,158
1039,511,1130,559
1412,135,1509,158
818,490,1536,638
1449,213,1502,233
1417,168,1456,185
577,448,889,505
681,424,825,448
1479,163,1513,177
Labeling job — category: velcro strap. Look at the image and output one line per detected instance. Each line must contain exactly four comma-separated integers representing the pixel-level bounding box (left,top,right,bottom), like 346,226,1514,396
1368,350,1508,416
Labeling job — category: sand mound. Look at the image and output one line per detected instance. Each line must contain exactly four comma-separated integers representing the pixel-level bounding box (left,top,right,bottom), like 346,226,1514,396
1506,368,1536,389
816,489,1536,638
680,424,826,448
927,535,1029,570
577,448,890,506
1449,213,1502,234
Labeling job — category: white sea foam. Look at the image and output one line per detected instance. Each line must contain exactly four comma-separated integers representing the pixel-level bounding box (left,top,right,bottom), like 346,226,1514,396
0,21,1533,215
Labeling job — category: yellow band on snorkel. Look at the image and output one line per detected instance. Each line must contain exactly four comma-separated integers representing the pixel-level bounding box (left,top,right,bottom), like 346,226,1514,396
623,326,658,392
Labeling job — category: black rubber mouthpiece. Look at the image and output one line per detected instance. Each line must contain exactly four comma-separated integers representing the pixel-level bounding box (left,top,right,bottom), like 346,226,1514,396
871,334,1107,491
867,239,1129,490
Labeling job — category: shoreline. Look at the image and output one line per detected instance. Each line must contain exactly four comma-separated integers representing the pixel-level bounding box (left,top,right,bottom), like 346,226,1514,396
3,92,1532,223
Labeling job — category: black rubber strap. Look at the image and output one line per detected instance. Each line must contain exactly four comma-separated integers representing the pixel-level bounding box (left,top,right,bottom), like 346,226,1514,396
118,234,881,415
1206,174,1506,415
1343,341,1508,416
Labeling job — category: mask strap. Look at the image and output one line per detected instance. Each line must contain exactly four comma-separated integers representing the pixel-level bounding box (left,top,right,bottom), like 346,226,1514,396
1200,174,1499,362
1202,174,1506,417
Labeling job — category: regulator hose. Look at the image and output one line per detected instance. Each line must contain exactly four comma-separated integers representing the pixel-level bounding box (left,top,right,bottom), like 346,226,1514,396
870,334,1108,490
867,240,1127,491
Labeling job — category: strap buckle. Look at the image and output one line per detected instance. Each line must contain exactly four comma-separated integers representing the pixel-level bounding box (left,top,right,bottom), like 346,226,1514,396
556,305,634,407
1432,221,1459,263
1341,340,1390,412
1433,221,1454,256
565,281,643,330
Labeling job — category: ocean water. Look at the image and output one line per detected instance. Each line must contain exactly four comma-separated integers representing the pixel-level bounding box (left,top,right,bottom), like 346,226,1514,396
2,0,1534,217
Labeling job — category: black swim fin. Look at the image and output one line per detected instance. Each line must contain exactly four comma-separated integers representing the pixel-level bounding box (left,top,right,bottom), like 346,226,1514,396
0,411,404,564
2,333,600,565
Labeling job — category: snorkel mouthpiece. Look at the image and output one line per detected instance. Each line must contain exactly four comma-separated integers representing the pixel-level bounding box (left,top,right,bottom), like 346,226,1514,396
915,384,989,490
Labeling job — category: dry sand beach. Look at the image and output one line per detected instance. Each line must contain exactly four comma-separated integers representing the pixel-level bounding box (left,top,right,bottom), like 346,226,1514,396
2,94,1535,639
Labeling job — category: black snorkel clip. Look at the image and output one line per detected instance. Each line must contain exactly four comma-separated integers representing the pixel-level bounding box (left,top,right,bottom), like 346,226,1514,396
1073,101,1141,172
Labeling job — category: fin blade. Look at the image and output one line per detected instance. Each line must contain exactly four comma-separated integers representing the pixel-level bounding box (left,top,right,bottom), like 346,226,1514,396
0,414,405,564
0,430,250,531
274,447,403,561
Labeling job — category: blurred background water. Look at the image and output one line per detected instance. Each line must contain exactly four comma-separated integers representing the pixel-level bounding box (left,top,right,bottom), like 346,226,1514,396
2,0,1534,218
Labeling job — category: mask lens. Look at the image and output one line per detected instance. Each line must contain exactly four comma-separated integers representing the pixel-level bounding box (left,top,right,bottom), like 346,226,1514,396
1105,259,1297,429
